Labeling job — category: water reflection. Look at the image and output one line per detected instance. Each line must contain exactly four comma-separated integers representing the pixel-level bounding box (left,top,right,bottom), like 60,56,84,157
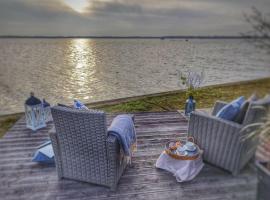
68,39,96,100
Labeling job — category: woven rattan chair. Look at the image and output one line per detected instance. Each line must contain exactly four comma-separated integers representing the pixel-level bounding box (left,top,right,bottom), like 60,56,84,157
188,99,269,175
49,106,129,190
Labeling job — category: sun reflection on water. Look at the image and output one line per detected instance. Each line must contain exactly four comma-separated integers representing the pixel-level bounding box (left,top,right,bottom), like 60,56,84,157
68,39,97,100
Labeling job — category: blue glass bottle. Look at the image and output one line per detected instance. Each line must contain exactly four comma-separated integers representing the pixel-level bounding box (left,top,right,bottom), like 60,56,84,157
185,95,196,116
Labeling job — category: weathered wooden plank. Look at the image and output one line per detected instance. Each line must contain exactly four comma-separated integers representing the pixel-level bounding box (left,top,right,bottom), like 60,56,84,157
0,167,255,198
1,178,256,200
0,163,224,180
1,164,254,189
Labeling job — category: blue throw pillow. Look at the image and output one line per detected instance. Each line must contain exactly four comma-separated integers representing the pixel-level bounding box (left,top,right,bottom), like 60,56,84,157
216,96,245,121
74,100,89,110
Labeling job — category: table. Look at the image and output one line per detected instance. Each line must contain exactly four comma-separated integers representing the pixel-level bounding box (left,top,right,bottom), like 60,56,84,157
155,150,204,182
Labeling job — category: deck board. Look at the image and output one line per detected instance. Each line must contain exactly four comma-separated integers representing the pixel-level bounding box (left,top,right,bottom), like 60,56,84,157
0,111,257,200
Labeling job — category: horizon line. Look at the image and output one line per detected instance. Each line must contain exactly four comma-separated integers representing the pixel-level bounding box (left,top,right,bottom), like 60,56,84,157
0,35,265,39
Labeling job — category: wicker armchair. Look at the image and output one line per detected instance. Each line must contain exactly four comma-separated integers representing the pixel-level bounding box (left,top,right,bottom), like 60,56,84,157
188,100,268,175
49,106,129,191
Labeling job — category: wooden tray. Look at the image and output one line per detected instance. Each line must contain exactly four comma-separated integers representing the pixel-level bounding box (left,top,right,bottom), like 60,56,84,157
165,139,200,160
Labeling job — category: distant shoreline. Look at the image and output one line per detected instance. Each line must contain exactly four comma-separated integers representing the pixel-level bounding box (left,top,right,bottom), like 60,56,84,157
0,35,267,39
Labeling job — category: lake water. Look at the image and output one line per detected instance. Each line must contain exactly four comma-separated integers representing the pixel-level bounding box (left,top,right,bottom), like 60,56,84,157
0,38,270,115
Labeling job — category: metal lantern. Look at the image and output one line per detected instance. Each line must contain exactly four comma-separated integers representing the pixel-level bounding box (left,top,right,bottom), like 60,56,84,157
42,99,52,122
25,93,46,131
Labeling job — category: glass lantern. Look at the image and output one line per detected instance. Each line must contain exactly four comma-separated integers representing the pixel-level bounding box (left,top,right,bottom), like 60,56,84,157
25,93,46,131
42,99,52,122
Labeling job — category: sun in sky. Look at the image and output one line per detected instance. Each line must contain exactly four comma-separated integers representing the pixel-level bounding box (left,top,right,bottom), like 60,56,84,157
63,0,89,13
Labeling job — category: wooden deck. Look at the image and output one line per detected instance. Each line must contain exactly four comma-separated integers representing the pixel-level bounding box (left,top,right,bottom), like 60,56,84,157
0,111,257,200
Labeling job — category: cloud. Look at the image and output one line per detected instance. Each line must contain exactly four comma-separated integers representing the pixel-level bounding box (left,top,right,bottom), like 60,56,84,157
0,0,74,21
85,0,216,18
0,0,94,36
0,0,269,36
89,1,143,15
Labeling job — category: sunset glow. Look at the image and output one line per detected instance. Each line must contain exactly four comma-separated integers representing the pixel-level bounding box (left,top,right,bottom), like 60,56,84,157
63,0,89,13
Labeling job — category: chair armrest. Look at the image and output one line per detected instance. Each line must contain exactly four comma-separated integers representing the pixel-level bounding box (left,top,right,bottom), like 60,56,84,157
106,135,121,160
212,101,228,116
48,127,63,178
243,105,268,125
106,134,127,189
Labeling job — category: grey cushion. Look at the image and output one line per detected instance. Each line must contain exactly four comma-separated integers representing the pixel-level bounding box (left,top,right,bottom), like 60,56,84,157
233,93,258,124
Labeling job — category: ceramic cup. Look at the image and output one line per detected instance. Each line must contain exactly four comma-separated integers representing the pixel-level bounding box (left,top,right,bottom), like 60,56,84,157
184,142,196,151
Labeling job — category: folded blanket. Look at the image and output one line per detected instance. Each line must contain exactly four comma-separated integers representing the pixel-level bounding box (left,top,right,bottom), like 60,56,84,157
32,140,55,164
108,114,136,158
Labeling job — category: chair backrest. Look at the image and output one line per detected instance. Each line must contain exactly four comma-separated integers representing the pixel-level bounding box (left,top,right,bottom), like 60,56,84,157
243,96,270,126
51,106,108,180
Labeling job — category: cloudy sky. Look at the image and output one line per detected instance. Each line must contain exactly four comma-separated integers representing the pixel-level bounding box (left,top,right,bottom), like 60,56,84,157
0,0,269,36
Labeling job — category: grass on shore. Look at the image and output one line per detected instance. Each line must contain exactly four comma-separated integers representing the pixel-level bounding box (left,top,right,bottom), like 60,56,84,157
97,78,270,113
0,114,22,138
0,78,270,138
